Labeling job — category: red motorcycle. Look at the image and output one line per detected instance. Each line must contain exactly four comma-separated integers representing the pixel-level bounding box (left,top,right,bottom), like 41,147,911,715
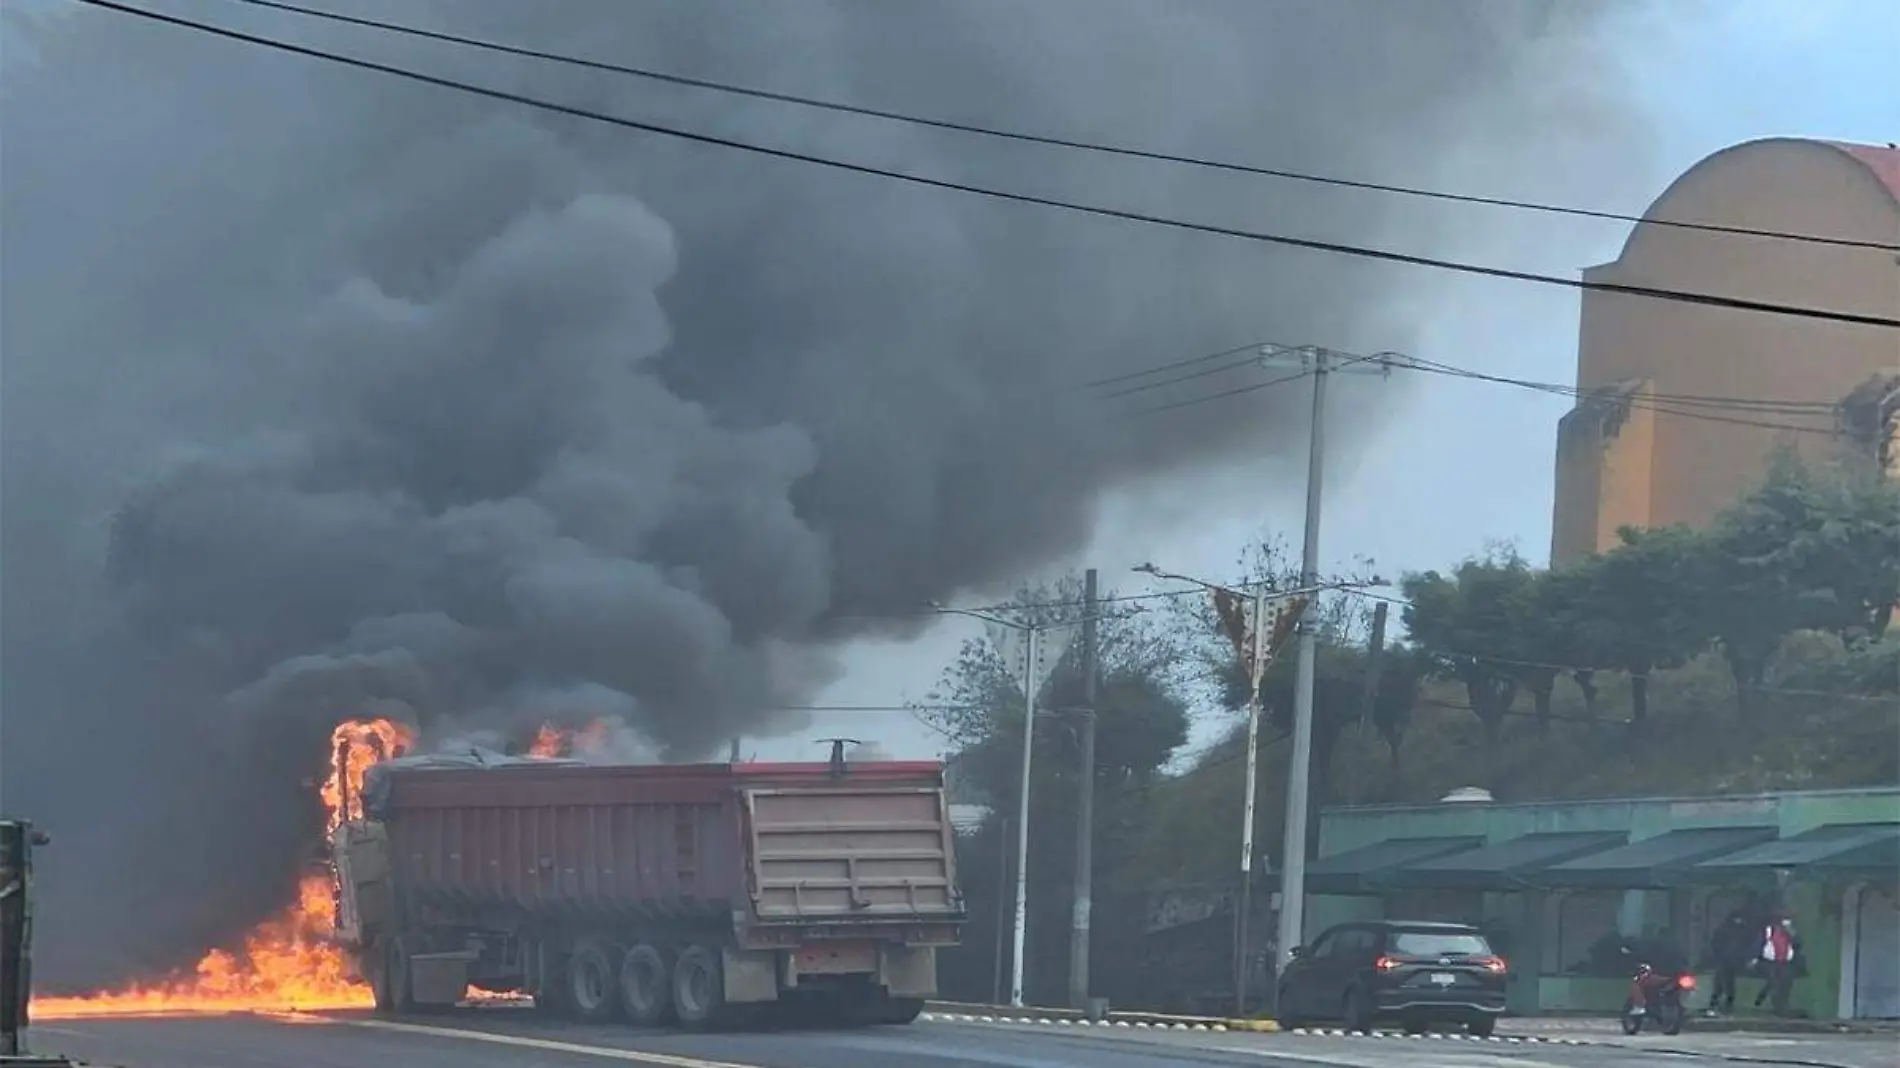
1620,958,1694,1035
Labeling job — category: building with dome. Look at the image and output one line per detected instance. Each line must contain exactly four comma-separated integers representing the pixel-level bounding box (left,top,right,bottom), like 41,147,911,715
1551,137,1900,565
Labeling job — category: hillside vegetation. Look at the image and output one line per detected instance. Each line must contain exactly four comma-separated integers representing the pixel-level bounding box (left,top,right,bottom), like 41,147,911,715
926,456,1897,1004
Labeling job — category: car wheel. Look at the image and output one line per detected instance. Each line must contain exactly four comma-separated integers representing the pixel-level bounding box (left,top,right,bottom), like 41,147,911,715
1274,984,1303,1029
1468,1015,1496,1038
1343,987,1373,1033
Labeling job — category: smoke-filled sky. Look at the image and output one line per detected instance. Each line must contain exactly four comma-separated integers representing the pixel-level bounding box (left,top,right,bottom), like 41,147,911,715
0,0,1862,987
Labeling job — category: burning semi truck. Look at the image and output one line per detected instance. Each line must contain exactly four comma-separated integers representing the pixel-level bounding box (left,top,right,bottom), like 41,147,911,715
329,743,964,1028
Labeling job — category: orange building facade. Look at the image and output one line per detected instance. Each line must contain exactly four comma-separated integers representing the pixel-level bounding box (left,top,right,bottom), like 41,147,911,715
1551,138,1900,565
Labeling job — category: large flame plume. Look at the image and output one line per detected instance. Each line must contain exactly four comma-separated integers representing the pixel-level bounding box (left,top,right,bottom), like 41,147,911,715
31,718,413,1018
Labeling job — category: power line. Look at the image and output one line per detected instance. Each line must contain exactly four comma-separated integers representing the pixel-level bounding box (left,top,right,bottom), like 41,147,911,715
1082,341,1266,390
1102,342,1847,432
1399,354,1837,414
1117,351,1393,416
1097,350,1277,399
78,1,1900,332
222,0,1900,255
1127,368,1312,415
1394,357,1842,436
1113,346,1836,416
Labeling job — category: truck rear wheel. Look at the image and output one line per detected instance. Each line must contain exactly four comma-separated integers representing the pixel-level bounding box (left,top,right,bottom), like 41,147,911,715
619,944,674,1027
566,939,622,1022
881,997,925,1025
671,944,725,1029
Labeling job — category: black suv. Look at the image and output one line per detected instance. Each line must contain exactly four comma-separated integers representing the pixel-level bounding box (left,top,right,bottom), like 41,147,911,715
1275,920,1508,1035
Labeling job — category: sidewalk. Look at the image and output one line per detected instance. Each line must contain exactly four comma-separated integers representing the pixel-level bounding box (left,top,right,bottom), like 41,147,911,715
1502,1013,1900,1037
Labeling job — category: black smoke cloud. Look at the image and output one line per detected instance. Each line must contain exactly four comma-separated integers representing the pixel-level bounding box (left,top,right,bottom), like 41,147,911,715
1,0,1650,986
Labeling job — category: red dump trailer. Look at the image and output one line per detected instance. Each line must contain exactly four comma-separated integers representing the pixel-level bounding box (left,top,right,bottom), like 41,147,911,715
331,756,964,1028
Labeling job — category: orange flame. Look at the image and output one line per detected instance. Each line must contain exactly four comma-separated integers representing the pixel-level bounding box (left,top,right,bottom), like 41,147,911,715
31,717,415,1018
526,719,610,759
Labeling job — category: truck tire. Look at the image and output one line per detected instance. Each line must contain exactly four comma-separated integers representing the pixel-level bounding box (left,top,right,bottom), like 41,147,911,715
619,944,675,1027
880,997,925,1025
671,944,725,1030
566,938,622,1023
368,946,397,1016
372,939,414,1016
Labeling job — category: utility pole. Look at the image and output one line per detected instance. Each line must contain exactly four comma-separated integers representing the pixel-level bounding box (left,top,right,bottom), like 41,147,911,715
1009,623,1038,1008
929,600,1086,1008
1233,582,1267,1016
992,814,1012,1005
1067,569,1099,1011
1275,345,1330,991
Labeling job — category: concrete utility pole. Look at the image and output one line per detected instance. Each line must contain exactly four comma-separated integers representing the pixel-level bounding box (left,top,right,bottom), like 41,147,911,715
1010,623,1038,1008
991,814,1012,1005
1275,345,1330,985
1067,569,1099,1011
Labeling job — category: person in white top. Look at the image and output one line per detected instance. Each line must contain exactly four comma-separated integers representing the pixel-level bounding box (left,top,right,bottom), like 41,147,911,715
1753,911,1801,1016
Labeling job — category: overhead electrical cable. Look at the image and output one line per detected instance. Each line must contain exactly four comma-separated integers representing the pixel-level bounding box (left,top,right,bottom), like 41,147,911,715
222,0,1900,254
77,0,1900,333
1101,344,1849,434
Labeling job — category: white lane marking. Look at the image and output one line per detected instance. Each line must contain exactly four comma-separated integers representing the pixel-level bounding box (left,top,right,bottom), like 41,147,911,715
275,1014,762,1068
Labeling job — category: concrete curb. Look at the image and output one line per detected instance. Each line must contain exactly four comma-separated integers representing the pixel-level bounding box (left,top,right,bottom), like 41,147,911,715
922,1000,1279,1034
1281,1026,1588,1047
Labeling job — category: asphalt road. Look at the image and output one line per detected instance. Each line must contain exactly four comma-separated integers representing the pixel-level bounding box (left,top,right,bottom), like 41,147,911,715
27,1009,1899,1068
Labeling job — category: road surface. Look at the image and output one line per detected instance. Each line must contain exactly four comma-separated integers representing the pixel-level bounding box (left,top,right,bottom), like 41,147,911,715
27,1008,1898,1068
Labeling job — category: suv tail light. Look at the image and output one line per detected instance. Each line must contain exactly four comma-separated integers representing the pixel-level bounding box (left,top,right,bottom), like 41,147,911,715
1477,956,1508,974
1375,955,1400,972
1678,973,1697,990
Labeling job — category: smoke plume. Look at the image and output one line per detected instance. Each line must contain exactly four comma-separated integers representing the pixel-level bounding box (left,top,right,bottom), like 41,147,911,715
1,0,1651,986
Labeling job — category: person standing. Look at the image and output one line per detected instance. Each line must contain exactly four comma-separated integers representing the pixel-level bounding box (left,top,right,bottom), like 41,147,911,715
1706,907,1752,1014
1753,911,1802,1016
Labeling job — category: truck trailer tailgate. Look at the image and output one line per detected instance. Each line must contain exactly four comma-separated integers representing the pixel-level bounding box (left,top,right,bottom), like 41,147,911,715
746,787,958,921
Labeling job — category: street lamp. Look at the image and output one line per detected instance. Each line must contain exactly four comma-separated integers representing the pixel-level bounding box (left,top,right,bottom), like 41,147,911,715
1134,563,1275,1016
928,601,1098,1009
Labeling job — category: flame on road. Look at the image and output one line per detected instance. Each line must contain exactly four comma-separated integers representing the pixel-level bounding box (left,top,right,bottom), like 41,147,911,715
31,718,414,1018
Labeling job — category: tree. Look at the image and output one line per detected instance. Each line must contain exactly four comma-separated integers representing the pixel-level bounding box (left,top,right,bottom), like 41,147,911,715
1401,551,1535,753
1369,644,1427,778
1700,456,1900,714
1564,526,1711,729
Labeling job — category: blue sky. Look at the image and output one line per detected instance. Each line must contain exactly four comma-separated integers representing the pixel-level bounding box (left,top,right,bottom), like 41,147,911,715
779,0,1900,762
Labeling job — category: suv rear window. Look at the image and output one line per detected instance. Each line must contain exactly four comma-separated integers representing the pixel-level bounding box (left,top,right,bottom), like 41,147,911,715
1391,931,1491,957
